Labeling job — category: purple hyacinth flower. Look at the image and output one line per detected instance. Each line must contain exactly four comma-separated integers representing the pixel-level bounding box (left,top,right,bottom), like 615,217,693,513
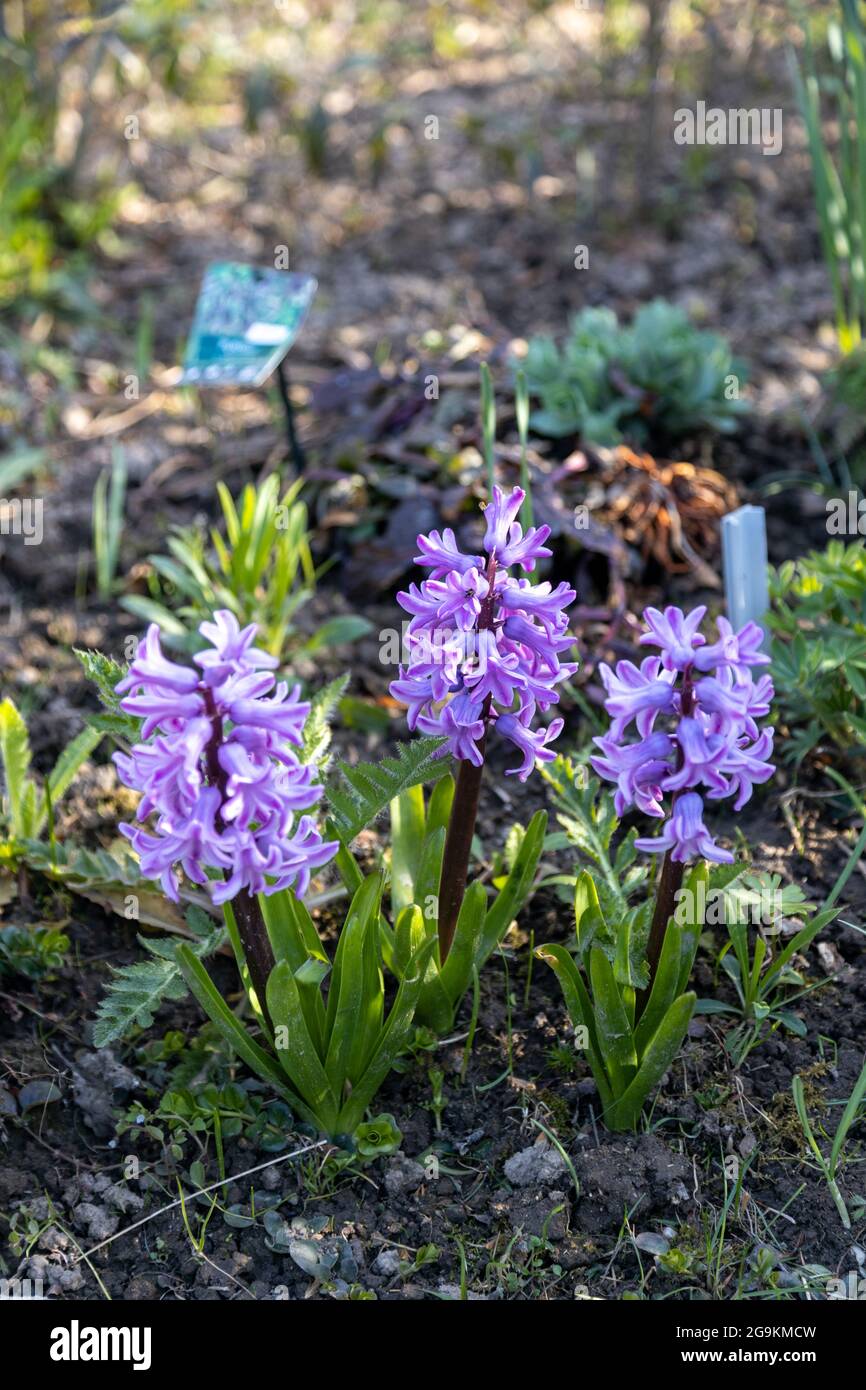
389,486,574,779
113,614,336,904
592,603,775,866
691,616,770,677
590,731,674,818
497,706,564,781
482,486,552,570
482,485,524,553
116,624,201,696
693,670,771,739
419,692,487,765
388,670,434,730
466,631,527,707
707,728,775,811
660,716,729,796
415,527,481,578
119,785,230,901
639,605,707,672
501,579,576,637
598,657,677,739
635,792,733,864
195,610,279,682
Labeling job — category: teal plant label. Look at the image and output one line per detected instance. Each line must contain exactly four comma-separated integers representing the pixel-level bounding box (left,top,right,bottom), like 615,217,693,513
181,263,317,387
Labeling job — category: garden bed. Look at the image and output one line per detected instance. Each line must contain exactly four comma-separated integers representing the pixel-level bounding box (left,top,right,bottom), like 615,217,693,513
2,1,865,1310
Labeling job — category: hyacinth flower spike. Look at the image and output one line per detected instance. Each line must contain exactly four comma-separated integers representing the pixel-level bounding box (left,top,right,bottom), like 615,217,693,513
108,611,454,1139
591,604,774,1010
114,611,336,1030
538,603,775,1131
390,486,576,967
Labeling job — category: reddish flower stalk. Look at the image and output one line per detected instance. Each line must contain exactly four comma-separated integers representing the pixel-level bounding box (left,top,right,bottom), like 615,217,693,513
201,685,275,1033
390,487,576,962
437,557,496,961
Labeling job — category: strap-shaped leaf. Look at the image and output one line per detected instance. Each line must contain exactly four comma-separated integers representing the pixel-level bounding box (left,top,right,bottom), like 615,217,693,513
358,894,385,1072
260,891,329,1052
119,596,190,640
394,904,428,979
536,943,613,1113
336,937,437,1134
390,785,426,915
426,773,454,837
441,880,487,1006
589,946,637,1070
413,825,446,928
0,698,31,838
325,872,382,1040
604,992,696,1131
265,960,339,1133
614,911,642,990
220,901,271,1041
478,810,547,965
760,907,838,992
829,1054,866,1174
573,870,605,958
175,945,296,1102
633,917,685,1057
260,889,325,972
674,861,708,997
36,725,103,835
324,874,384,1094
378,917,396,974
413,882,485,1033
749,933,768,1002
632,865,703,1013
333,840,364,896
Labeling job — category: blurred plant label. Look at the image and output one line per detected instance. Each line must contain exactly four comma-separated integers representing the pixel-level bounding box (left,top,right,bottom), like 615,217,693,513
722,504,769,639
181,263,317,387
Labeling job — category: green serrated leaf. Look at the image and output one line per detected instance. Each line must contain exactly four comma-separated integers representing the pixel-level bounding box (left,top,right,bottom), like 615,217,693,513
325,736,449,843
94,919,226,1047
301,673,350,767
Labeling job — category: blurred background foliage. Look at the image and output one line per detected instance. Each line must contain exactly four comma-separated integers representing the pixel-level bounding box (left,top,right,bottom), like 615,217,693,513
0,1,861,483
0,0,811,322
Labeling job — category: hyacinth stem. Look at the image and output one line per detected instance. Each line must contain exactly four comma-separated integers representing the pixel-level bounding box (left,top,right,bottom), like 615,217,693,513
202,688,275,1033
438,749,486,962
231,890,276,1035
438,550,498,963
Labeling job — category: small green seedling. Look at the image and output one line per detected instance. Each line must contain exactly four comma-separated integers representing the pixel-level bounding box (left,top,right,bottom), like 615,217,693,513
792,1055,866,1230
695,874,838,1066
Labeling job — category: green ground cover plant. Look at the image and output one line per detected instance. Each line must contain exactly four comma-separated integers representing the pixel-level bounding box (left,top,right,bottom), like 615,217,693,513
521,299,746,446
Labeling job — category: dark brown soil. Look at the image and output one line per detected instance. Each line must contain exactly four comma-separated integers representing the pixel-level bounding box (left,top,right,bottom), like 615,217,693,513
1,744,864,1301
